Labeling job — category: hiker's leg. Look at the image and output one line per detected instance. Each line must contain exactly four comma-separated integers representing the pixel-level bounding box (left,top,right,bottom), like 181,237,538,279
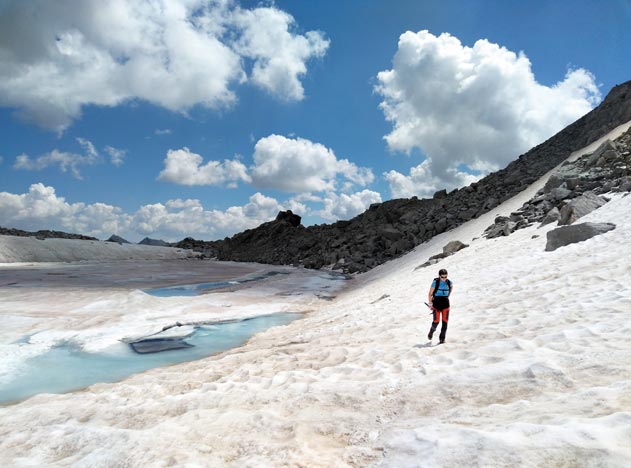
431,309,440,330
439,308,450,342
428,309,439,338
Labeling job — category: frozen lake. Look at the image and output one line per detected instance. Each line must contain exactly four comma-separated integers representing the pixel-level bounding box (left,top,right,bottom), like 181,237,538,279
143,271,292,297
1,313,302,405
0,259,349,405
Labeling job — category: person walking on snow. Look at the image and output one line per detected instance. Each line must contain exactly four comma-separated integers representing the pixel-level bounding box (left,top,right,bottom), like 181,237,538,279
428,269,453,344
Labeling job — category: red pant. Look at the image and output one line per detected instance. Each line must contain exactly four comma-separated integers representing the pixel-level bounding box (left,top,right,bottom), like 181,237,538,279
429,307,450,341
432,307,450,324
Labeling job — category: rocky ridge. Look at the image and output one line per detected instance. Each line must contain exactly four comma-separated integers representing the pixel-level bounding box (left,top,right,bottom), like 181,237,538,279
484,127,631,238
176,81,631,273
0,227,98,241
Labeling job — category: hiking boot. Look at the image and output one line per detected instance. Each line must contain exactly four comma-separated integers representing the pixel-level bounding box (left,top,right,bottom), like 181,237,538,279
428,330,433,340
439,339,445,344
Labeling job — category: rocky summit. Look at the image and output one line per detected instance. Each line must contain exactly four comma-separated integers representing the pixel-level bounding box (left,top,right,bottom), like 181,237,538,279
106,235,131,244
177,80,631,273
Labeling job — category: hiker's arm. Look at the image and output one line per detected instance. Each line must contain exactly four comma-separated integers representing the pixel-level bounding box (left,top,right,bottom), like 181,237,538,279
428,286,434,303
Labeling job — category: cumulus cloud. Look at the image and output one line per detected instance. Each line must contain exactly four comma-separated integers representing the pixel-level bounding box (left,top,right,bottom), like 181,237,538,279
231,7,329,100
0,182,385,241
158,147,251,187
376,30,601,196
0,183,130,235
0,184,287,241
384,160,481,199
124,192,284,239
0,0,329,131
250,135,374,192
317,190,382,221
208,192,283,234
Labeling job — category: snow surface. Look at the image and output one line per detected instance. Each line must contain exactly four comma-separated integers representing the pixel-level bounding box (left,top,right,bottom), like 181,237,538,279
1,123,631,467
0,261,344,387
0,235,199,263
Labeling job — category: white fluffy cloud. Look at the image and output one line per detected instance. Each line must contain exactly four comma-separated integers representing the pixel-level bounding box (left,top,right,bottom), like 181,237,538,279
384,160,481,199
376,30,601,196
0,184,383,241
0,0,329,131
250,135,374,192
231,7,329,100
206,192,283,236
316,190,382,221
13,138,102,179
0,184,286,241
158,147,251,187
12,138,124,179
0,183,130,235
122,192,283,240
14,151,92,180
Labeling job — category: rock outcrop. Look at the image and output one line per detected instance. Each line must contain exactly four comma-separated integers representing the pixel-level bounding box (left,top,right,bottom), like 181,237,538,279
484,126,631,238
176,80,631,273
545,222,616,252
415,240,470,270
558,192,608,226
175,237,219,259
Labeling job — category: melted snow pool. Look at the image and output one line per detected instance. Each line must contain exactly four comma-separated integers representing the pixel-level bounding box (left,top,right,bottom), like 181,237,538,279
0,312,302,405
143,271,291,297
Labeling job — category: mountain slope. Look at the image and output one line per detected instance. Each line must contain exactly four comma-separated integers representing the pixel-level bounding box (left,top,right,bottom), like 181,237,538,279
179,80,631,273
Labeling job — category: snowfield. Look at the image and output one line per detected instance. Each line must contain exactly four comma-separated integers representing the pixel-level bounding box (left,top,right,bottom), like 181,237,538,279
0,235,199,263
1,126,630,467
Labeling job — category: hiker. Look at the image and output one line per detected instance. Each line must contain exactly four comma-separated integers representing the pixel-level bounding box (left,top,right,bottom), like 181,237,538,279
428,269,453,344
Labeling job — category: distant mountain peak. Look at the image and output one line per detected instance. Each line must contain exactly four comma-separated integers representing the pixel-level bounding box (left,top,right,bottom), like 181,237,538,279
106,235,131,244
138,237,170,247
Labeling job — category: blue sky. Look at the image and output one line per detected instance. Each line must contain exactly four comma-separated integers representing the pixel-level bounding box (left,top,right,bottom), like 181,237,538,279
1,0,629,242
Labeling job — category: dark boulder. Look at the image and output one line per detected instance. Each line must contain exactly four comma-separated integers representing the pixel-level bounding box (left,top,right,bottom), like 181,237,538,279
540,207,561,226
378,227,404,242
545,222,616,252
558,192,608,225
442,240,469,255
586,140,618,167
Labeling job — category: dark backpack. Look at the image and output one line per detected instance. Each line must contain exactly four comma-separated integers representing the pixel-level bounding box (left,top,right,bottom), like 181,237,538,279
432,278,452,300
